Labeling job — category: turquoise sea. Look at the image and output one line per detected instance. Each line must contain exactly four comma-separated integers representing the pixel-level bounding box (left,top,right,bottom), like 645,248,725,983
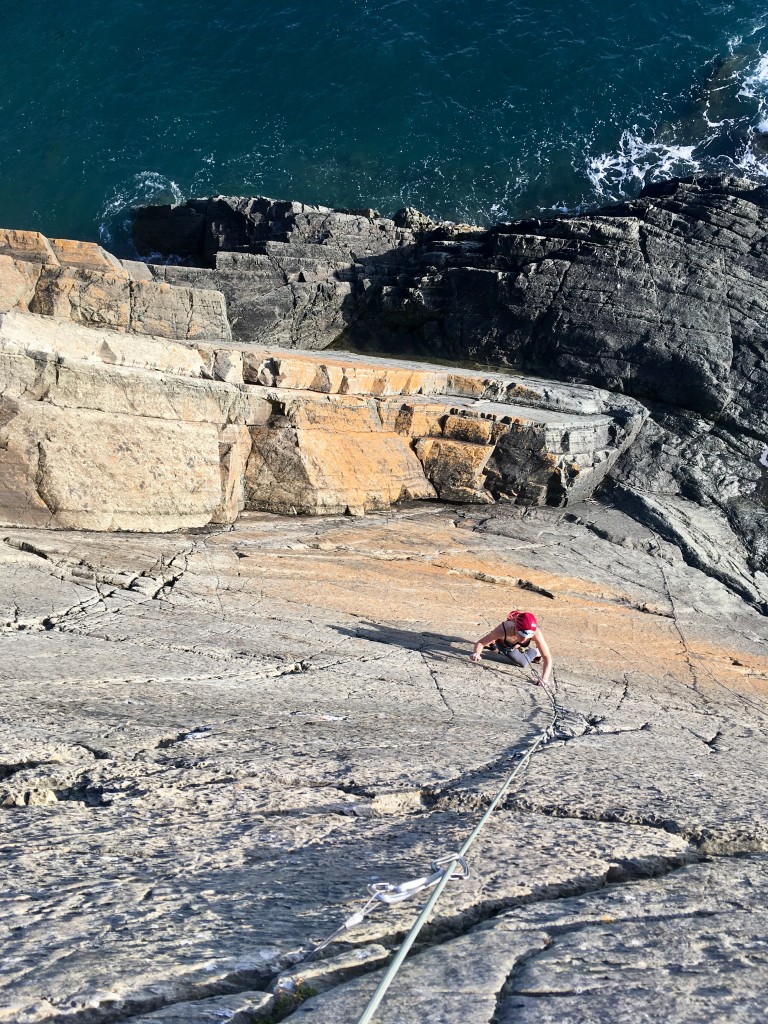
2,0,768,251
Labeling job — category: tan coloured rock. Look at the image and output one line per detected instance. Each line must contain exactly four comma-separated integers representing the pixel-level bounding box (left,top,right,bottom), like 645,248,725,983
335,360,441,397
0,396,53,527
0,228,58,264
266,388,382,432
0,255,43,313
0,310,207,377
445,372,490,398
376,395,449,437
245,391,435,515
243,350,450,396
0,346,270,428
244,352,344,392
30,264,131,328
129,279,232,341
48,358,271,426
0,228,232,344
0,320,276,531
212,424,252,524
262,351,588,404
0,317,645,531
50,238,126,274
0,400,222,531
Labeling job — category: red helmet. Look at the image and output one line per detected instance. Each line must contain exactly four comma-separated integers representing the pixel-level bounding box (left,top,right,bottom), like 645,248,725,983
507,610,538,637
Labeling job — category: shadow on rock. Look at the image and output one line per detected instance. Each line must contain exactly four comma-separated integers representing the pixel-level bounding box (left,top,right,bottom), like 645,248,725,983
332,621,470,660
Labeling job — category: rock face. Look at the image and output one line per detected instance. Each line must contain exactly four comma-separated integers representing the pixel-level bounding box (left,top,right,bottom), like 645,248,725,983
0,311,642,526
0,311,269,531
132,175,768,604
0,229,231,341
0,230,647,531
2,182,768,1024
2,501,768,1023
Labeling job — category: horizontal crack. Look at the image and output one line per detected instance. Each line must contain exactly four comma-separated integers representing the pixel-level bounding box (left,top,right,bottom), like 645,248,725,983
0,758,46,781
503,797,768,856
431,561,556,599
283,844,704,1018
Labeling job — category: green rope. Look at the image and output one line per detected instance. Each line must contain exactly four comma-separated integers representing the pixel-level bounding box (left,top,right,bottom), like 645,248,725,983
356,675,557,1024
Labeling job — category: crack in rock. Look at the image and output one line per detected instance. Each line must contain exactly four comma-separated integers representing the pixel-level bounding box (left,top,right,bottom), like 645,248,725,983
156,726,214,750
421,652,455,720
280,847,705,1020
503,797,768,856
491,938,556,1024
0,759,46,782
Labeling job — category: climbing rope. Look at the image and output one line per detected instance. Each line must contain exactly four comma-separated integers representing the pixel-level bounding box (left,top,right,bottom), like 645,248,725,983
299,659,560,1023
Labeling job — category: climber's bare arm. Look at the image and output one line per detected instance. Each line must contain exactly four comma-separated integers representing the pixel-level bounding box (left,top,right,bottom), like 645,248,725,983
534,628,553,685
470,623,506,663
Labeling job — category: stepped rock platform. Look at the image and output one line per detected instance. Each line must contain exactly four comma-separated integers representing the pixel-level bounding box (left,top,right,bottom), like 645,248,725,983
0,230,646,532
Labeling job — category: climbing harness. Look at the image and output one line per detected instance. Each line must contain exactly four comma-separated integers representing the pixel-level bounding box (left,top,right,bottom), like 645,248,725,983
495,638,542,672
299,659,560,1024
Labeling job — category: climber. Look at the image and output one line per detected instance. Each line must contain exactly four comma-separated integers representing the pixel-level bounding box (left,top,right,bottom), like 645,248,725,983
469,610,553,685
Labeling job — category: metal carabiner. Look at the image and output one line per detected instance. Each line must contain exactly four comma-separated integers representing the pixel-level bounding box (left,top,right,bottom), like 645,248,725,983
431,852,470,878
367,853,470,906
368,871,441,904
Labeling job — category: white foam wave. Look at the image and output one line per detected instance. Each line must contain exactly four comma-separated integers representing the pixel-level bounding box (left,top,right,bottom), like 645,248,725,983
734,137,768,177
98,172,184,248
586,131,702,200
738,52,768,99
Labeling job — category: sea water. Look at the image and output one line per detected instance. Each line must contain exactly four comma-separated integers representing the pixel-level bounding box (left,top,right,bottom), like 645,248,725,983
2,0,768,251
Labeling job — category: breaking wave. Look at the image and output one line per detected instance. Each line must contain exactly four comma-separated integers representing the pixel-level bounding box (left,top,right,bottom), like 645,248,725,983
582,42,768,208
586,134,700,201
98,172,184,256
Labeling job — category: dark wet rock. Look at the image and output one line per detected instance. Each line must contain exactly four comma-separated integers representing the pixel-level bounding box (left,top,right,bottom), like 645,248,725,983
132,177,768,435
132,196,449,349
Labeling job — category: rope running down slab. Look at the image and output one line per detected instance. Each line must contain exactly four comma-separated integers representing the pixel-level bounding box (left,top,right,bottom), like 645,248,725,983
298,660,560,1023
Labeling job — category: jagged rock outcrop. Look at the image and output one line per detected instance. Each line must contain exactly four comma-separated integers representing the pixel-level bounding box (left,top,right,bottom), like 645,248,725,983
132,175,768,601
0,228,650,530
